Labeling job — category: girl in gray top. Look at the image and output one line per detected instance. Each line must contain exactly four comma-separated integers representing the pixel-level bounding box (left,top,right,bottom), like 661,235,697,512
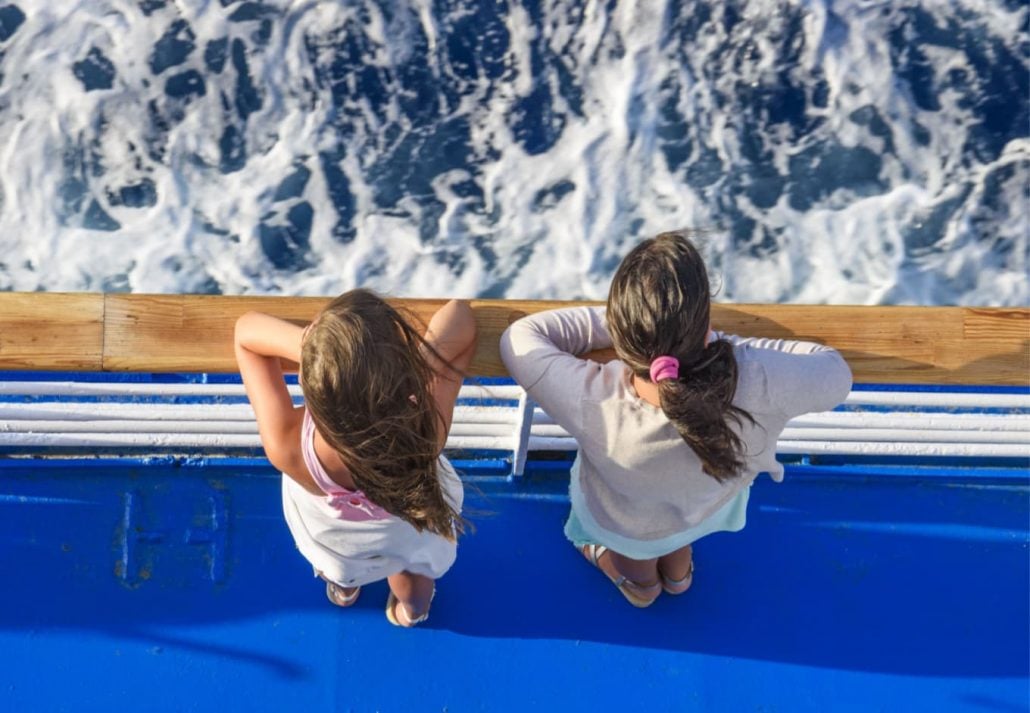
499,231,853,607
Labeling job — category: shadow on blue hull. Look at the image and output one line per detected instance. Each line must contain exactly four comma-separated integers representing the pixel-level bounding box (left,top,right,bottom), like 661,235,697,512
0,459,1027,712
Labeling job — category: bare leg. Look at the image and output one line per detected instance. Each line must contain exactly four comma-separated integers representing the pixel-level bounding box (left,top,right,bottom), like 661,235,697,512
386,570,435,626
581,546,662,606
607,551,660,589
657,544,694,594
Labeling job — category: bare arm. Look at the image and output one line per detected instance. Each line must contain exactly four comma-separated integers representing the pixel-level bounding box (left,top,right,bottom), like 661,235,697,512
422,300,477,452
234,311,316,491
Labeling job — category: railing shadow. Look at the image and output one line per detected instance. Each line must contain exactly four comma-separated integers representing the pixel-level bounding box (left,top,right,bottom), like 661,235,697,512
0,463,1025,679
433,474,1029,677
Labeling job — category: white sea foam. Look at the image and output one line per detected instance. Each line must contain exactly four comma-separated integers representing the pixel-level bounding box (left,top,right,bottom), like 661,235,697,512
0,0,1024,304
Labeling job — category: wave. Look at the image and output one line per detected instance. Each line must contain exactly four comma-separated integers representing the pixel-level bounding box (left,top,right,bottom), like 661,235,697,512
0,0,1025,304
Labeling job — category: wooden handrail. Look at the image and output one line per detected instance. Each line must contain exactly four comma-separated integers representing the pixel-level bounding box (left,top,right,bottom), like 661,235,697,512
0,293,1026,385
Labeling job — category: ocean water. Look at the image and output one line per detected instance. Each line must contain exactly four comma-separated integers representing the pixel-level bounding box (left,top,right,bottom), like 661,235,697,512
0,0,1025,305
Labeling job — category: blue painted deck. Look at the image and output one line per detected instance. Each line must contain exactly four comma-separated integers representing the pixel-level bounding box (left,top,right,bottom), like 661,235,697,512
0,457,1026,712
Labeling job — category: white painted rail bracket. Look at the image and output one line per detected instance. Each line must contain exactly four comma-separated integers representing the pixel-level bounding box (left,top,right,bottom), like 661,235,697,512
510,392,536,477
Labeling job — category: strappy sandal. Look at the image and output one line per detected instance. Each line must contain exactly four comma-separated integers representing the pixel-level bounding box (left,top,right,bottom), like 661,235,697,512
325,581,361,607
658,560,694,595
580,544,662,608
385,590,433,628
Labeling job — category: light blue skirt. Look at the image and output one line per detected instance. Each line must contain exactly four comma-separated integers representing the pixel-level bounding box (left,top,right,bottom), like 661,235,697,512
564,455,750,560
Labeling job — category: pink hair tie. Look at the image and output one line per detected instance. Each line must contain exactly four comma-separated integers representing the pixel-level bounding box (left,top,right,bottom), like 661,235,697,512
649,355,680,383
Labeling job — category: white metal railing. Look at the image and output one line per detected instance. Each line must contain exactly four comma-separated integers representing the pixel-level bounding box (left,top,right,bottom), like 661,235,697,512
0,380,1027,472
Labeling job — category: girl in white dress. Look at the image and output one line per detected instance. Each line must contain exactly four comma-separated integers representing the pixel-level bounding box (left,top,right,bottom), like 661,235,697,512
235,289,476,626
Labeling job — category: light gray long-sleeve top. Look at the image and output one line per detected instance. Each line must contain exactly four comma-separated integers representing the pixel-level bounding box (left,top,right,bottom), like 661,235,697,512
499,306,853,542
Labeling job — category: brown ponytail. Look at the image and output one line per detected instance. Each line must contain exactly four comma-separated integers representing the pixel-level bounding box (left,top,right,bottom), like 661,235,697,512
607,230,754,481
300,289,466,539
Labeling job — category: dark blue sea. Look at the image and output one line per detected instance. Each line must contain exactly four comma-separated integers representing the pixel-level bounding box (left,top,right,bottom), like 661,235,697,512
0,0,1025,304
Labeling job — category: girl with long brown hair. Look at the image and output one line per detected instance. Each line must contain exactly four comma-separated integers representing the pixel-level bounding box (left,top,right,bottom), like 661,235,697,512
235,290,476,626
500,231,852,607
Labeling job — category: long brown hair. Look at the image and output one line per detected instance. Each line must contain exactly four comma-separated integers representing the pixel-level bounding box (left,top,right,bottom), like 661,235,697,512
300,289,465,540
607,230,754,481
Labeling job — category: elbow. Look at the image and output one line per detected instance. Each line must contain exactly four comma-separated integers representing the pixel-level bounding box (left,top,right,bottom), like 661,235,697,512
830,352,854,405
498,323,534,385
460,300,478,343
456,301,479,359
234,311,260,347
498,324,518,372
432,300,478,368
445,298,471,317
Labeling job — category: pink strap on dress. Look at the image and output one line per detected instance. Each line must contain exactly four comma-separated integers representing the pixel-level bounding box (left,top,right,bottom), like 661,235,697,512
301,410,391,522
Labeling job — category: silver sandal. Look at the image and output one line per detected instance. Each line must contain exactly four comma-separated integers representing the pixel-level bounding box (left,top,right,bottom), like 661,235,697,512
385,590,433,627
325,581,361,607
581,544,662,608
658,560,694,595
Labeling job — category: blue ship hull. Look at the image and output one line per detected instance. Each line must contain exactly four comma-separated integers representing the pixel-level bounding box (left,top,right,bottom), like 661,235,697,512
1,453,1026,712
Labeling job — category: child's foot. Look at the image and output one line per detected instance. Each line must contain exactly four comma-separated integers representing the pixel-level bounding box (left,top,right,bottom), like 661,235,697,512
325,581,361,607
385,591,431,627
580,544,661,608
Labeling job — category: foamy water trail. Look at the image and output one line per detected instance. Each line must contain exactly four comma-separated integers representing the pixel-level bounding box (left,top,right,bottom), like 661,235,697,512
0,0,1025,304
